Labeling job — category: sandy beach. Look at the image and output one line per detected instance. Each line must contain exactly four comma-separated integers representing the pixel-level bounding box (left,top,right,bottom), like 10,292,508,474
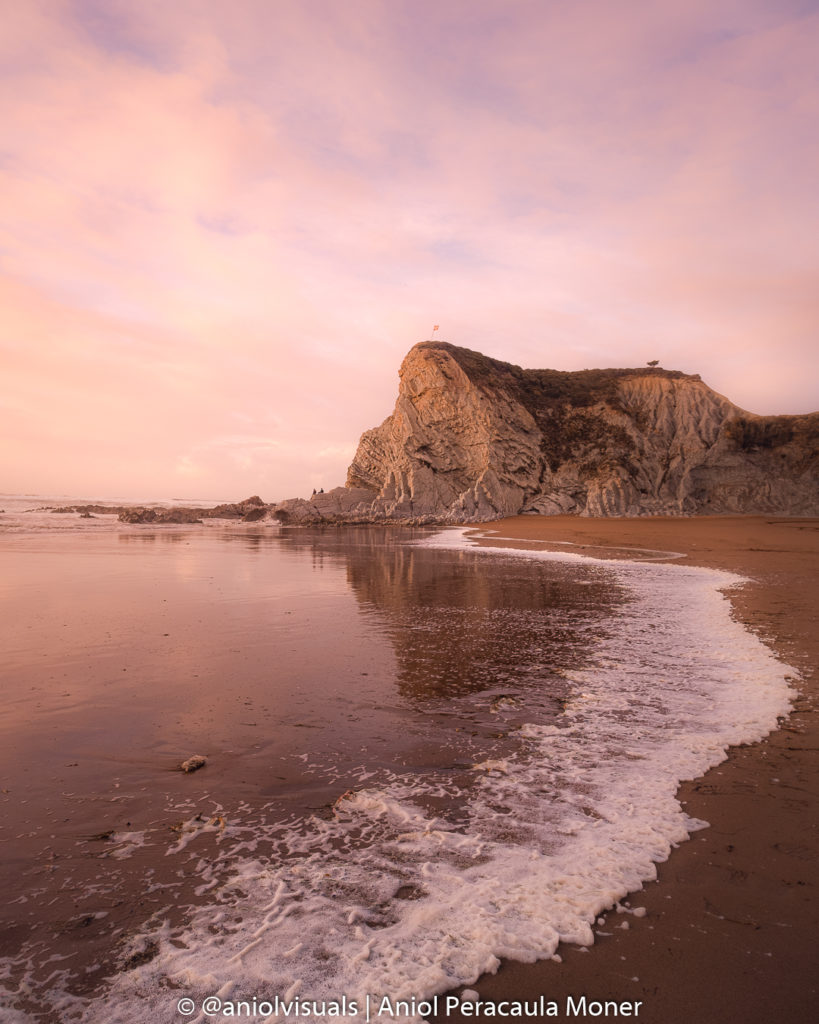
430,516,818,1024
1,514,816,1022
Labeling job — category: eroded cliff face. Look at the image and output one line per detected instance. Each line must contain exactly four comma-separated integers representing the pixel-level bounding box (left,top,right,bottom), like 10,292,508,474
282,342,819,522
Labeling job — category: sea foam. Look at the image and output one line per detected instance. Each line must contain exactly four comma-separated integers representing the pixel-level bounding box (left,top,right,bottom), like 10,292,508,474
7,529,795,1023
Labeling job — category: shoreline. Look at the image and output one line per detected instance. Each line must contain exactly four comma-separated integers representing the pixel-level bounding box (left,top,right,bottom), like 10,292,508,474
429,515,818,1024
1,515,815,1021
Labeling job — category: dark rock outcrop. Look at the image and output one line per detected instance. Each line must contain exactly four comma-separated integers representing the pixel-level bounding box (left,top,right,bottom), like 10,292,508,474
118,507,204,525
45,496,274,526
206,496,267,518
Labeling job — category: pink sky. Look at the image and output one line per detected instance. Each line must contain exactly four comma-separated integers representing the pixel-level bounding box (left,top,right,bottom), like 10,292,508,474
2,0,818,501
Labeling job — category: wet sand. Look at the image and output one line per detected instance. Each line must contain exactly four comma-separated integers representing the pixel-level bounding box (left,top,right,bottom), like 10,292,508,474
431,516,818,1024
1,526,624,1020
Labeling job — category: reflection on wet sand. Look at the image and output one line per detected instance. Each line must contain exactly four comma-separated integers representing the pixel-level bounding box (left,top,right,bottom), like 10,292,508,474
279,526,625,702
117,529,190,543
0,525,625,1018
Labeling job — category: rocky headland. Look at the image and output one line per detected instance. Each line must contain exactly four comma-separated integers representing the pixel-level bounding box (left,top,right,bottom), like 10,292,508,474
272,341,819,523
49,343,816,527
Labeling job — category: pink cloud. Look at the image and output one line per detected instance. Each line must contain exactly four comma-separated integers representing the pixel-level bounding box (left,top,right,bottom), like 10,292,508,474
1,0,817,499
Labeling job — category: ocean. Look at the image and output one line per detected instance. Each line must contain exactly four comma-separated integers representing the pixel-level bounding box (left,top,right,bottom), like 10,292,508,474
0,497,793,1023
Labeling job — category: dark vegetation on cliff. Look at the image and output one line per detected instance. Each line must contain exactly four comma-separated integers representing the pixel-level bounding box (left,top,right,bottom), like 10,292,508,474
724,413,819,464
417,341,698,408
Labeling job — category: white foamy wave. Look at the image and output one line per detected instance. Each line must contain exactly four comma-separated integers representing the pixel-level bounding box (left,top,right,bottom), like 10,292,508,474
42,528,791,1024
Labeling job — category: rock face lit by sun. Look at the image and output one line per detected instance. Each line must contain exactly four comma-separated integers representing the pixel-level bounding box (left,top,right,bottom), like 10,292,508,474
267,342,819,523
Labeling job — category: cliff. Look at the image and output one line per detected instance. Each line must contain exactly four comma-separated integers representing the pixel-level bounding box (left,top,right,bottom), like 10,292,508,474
282,342,819,522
